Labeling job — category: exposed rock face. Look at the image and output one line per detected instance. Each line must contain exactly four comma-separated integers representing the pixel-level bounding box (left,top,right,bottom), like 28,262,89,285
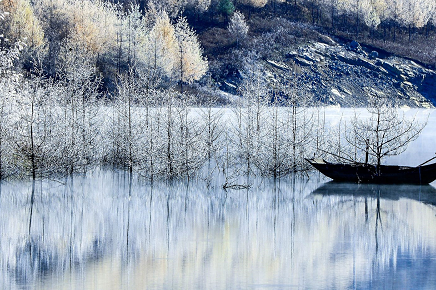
217,39,435,108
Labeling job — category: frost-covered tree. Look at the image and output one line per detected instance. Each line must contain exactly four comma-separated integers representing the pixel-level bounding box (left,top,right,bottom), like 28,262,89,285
341,0,371,36
344,94,426,168
240,0,268,8
236,58,268,177
385,0,405,41
140,10,178,84
32,0,70,76
0,42,22,178
199,98,224,175
147,0,184,19
183,0,212,16
112,71,145,173
9,70,53,178
323,0,339,30
174,17,208,92
120,4,145,67
56,36,102,173
0,0,44,47
273,65,314,175
139,13,208,91
305,0,321,24
361,0,381,31
228,10,249,47
316,0,436,41
67,0,118,55
29,0,120,76
401,0,434,40
196,0,212,13
174,94,206,179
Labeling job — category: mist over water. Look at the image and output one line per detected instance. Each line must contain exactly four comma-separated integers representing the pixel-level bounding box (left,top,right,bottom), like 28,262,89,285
1,109,436,289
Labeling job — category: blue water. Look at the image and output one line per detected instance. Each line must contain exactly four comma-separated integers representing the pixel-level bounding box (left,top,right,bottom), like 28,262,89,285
1,171,436,289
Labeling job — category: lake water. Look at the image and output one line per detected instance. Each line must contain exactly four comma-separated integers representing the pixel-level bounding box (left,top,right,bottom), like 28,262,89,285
1,109,436,289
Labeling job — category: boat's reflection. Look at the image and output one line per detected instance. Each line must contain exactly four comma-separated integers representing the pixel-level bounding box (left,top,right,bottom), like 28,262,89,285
311,181,436,206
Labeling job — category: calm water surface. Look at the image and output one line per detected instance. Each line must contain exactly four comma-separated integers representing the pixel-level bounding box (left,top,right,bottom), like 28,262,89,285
1,109,436,289
1,174,436,289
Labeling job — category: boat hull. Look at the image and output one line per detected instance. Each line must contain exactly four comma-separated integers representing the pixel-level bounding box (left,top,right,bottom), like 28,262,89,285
307,159,436,184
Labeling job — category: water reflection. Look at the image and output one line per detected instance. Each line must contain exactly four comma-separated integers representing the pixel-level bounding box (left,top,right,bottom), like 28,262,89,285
312,181,436,206
1,172,436,289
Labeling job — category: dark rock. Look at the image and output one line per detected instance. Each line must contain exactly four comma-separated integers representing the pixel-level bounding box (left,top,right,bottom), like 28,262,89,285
381,61,403,77
357,57,378,71
349,40,362,52
377,66,389,75
317,35,336,46
336,54,377,71
302,52,324,63
400,81,414,89
350,40,359,49
369,51,379,59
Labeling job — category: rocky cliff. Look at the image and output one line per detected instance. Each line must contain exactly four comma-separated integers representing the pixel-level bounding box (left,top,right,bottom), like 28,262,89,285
208,30,436,108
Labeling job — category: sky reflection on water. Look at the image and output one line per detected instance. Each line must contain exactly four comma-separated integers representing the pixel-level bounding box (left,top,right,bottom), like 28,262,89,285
1,172,436,289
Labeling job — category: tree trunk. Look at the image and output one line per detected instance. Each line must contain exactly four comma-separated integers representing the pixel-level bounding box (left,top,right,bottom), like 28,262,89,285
167,97,173,178
31,97,36,180
128,78,133,175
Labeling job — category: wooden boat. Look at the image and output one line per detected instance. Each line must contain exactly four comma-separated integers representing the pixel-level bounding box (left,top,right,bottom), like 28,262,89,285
307,158,436,184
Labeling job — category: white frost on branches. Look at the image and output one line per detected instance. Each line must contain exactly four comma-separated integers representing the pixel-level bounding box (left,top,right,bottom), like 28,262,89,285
228,11,249,46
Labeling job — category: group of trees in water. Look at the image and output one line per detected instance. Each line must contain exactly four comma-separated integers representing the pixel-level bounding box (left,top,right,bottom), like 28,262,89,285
0,40,425,183
0,47,320,181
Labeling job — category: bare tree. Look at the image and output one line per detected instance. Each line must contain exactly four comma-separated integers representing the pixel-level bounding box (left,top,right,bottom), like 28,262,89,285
9,68,57,179
345,93,427,168
199,97,224,184
0,42,22,178
57,36,102,174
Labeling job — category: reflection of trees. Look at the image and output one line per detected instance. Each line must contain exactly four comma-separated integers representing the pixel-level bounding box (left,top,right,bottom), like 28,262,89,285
1,174,436,289
311,182,436,275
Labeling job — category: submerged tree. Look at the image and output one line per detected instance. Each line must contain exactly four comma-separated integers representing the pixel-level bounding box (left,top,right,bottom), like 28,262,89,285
344,93,427,168
236,58,268,177
113,70,143,173
10,69,52,178
0,42,22,178
57,36,102,174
